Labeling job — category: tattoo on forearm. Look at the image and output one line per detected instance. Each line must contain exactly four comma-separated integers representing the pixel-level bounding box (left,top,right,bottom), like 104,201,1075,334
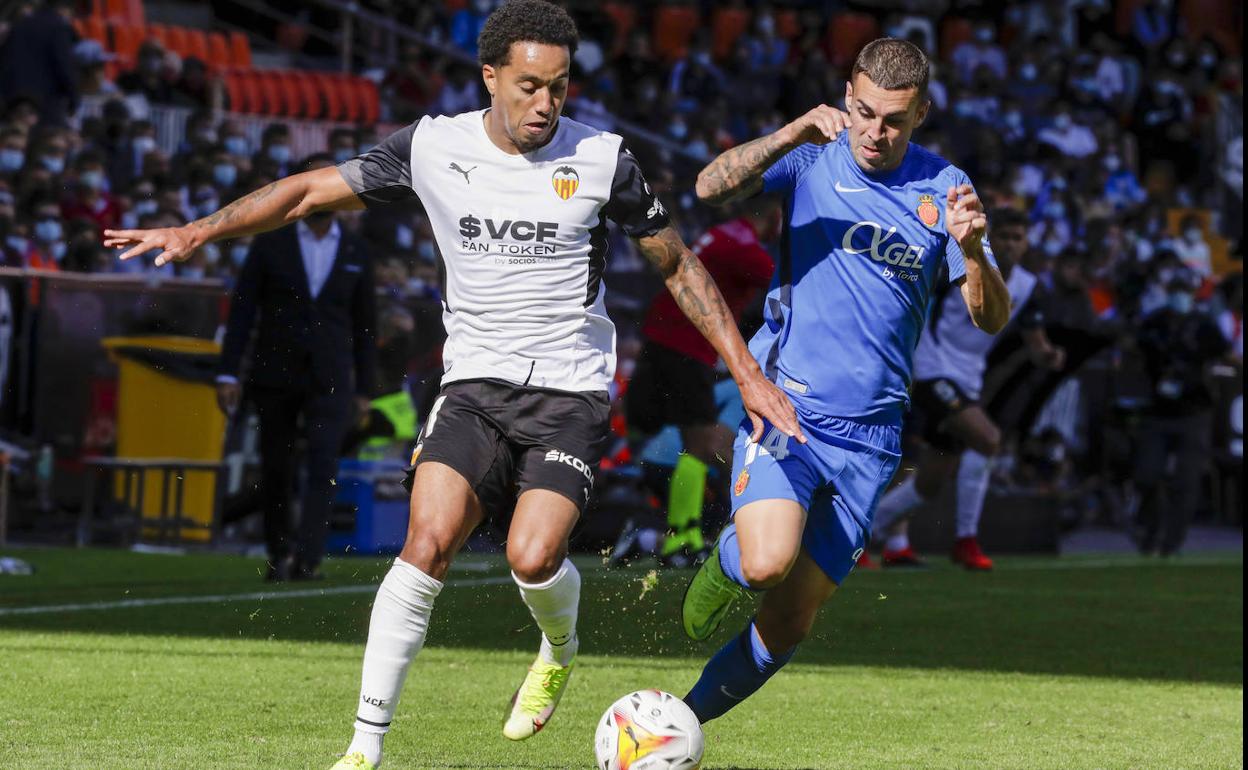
194,181,280,231
697,132,789,204
639,227,736,346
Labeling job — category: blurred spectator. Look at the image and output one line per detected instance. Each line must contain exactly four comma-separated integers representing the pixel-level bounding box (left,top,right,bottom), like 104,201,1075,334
449,0,493,58
431,64,481,117
668,43,725,115
0,126,25,175
60,150,121,236
1215,273,1243,359
255,123,293,177
74,40,120,99
1172,213,1213,280
21,195,64,269
172,57,212,108
951,20,1007,85
0,0,77,126
1037,103,1098,159
117,43,176,104
1132,276,1230,555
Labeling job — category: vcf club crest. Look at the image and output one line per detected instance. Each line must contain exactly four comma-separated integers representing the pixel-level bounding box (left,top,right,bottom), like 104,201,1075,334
552,165,579,200
917,193,940,228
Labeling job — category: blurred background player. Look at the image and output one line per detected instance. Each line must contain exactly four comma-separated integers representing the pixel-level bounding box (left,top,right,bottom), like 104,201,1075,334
871,207,1066,570
623,199,779,566
678,38,1011,725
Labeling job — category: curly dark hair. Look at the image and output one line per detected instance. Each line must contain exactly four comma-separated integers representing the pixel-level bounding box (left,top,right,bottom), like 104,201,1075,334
477,0,579,68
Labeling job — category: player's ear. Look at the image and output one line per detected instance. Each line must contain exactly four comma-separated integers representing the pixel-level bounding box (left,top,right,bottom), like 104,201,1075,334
482,64,497,98
844,79,854,111
914,98,930,129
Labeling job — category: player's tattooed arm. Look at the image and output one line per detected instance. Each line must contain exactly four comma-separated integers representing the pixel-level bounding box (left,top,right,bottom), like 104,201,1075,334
636,227,806,443
696,105,851,206
104,166,365,266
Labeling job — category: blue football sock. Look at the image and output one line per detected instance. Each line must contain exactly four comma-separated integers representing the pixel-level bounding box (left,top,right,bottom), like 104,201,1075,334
683,621,795,723
717,523,751,590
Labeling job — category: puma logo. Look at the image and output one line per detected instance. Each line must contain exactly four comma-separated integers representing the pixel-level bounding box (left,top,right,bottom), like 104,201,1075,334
449,162,477,183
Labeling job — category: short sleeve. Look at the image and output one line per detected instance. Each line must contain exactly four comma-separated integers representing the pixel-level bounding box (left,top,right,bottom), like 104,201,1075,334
604,144,669,238
762,143,824,194
336,120,421,206
942,170,997,283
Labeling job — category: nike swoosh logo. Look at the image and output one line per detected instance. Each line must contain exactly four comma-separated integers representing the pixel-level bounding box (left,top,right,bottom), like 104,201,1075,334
835,181,868,193
720,685,744,700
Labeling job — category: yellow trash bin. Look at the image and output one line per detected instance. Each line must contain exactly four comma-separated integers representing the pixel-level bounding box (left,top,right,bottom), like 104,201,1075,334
102,335,225,542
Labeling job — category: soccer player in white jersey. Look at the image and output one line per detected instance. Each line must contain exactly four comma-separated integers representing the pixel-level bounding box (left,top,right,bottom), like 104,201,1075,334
103,2,802,767
871,207,1066,570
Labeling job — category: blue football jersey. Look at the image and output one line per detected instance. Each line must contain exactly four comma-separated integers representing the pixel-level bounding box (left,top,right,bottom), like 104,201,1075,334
754,131,995,422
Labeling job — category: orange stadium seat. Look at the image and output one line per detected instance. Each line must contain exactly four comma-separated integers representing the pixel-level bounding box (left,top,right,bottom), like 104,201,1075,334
184,29,209,64
84,15,108,44
103,0,129,23
146,23,169,49
1181,0,1241,55
603,2,636,56
228,31,252,68
256,70,289,116
124,0,145,27
353,78,380,124
653,5,701,63
222,71,244,113
1115,0,1147,37
336,76,360,123
711,7,751,61
165,26,190,57
291,71,323,119
312,73,343,121
237,70,264,114
206,32,231,70
939,17,974,59
775,9,800,40
72,18,87,38
111,23,144,60
827,12,879,69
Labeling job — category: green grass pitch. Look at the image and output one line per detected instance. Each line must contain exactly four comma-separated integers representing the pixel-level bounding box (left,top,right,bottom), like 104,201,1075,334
0,547,1241,769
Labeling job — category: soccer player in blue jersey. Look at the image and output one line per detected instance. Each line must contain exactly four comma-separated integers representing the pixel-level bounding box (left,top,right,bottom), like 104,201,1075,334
679,38,1012,724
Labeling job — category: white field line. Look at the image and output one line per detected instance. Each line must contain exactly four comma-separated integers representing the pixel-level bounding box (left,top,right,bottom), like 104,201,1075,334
0,555,1240,618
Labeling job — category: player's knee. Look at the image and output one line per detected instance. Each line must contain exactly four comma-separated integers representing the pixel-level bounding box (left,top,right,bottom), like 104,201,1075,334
972,427,1002,457
506,539,564,584
740,553,792,590
399,530,453,579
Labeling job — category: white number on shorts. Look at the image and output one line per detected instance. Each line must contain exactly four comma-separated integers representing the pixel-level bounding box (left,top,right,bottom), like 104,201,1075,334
743,427,790,465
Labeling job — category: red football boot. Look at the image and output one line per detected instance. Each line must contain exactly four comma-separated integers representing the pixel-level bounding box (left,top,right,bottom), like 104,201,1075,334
856,550,879,570
951,536,994,571
881,545,927,568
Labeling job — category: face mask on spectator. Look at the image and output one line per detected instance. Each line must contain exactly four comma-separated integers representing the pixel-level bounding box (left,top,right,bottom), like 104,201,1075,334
1199,52,1218,69
40,155,65,174
975,27,994,43
1184,227,1203,243
1043,239,1063,257
50,240,67,261
1104,154,1121,172
223,136,249,157
1053,114,1072,130
1004,111,1023,129
693,51,712,67
133,136,157,156
1044,200,1066,220
212,163,238,188
1167,50,1188,69
417,239,436,262
230,243,249,266
757,14,775,36
1168,291,1194,314
80,170,106,191
267,144,291,164
195,128,217,144
6,235,27,253
1019,63,1038,81
34,219,62,243
1158,267,1175,284
669,121,688,141
133,200,158,217
332,148,354,164
0,149,23,172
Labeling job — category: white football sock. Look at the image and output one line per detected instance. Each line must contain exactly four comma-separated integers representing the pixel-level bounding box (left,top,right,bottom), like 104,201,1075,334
514,558,581,666
956,450,993,539
348,558,443,766
873,476,926,535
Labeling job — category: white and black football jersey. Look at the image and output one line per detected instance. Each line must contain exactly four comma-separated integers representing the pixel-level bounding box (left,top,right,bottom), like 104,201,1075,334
912,266,1044,399
337,109,669,393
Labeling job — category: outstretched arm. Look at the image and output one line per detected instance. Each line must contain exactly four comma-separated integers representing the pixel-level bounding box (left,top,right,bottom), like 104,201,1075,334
635,226,805,444
105,167,364,266
695,105,850,206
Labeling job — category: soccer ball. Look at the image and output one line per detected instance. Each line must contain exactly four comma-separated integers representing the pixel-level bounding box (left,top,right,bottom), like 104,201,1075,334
593,689,704,770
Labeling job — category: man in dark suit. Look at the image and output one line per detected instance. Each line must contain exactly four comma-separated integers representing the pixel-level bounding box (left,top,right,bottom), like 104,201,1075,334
216,154,376,581
0,0,78,126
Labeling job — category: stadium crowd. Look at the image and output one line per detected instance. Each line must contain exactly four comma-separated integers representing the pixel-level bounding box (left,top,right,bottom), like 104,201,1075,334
0,0,1241,536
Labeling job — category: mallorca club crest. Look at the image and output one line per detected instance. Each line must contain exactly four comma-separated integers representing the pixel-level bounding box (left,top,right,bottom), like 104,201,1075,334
917,194,940,228
734,468,750,496
552,165,580,200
